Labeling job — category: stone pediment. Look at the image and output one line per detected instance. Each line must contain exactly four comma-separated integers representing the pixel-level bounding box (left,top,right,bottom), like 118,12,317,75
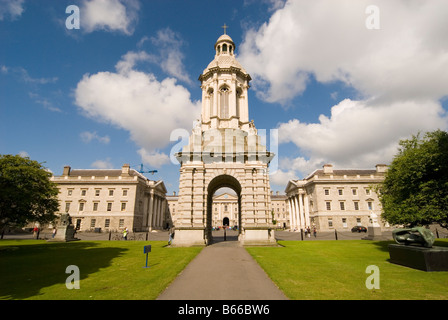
154,180,167,194
284,180,299,194
213,192,238,201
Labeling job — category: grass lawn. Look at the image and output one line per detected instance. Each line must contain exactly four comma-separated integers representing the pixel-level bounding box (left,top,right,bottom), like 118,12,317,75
246,240,448,300
0,240,202,300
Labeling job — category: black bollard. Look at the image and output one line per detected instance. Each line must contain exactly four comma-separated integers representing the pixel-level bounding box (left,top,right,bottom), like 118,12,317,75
224,228,227,241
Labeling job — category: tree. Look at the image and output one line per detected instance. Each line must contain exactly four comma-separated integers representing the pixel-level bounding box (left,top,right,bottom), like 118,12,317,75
379,130,448,229
0,155,59,232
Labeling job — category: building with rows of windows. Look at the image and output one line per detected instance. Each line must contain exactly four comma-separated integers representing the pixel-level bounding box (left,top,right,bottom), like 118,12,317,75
285,164,388,232
51,164,169,232
166,190,289,230
165,164,387,233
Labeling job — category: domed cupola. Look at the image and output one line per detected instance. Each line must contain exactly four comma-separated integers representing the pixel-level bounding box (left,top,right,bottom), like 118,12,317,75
198,27,252,132
215,34,236,56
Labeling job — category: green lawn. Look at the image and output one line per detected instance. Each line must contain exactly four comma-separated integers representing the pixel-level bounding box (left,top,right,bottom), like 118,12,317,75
246,240,448,300
2,239,448,300
0,240,202,300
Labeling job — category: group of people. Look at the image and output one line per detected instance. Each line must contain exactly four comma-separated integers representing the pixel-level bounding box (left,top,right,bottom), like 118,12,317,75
304,226,317,238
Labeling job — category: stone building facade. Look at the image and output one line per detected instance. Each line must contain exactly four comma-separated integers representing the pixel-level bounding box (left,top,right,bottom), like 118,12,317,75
285,164,388,232
52,164,169,232
167,190,290,230
271,191,289,229
173,32,276,246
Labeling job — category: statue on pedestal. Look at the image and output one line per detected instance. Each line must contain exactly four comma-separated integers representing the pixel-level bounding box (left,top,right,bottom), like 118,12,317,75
49,212,79,242
362,211,385,240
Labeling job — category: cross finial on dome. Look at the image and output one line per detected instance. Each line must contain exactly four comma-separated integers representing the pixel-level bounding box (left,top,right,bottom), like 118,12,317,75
221,23,228,35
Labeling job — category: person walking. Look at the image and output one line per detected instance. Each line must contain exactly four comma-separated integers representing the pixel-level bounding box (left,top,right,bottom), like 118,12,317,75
168,227,175,245
52,227,57,238
307,226,311,238
122,227,128,240
33,226,39,240
313,227,317,238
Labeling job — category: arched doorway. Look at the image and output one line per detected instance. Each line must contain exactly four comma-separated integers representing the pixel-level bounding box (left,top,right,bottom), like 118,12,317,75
223,217,230,226
206,174,241,244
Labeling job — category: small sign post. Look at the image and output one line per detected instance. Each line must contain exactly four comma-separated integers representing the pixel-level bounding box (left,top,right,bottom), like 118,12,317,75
143,245,151,268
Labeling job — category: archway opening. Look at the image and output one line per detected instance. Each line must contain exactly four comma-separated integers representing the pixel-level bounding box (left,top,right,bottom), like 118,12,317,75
206,175,242,244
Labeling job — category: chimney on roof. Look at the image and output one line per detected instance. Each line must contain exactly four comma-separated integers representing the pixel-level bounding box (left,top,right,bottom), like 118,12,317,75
376,164,388,173
323,164,333,174
121,164,130,176
63,166,71,176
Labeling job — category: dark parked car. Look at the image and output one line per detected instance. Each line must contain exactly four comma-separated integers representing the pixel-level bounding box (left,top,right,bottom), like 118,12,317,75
351,226,367,233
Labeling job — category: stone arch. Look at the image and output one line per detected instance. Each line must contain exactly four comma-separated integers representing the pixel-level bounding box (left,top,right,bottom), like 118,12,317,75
206,174,242,244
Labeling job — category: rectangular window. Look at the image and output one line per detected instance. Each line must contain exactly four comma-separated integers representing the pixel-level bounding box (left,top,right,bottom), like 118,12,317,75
79,202,84,211
65,202,71,212
340,202,345,210
109,189,114,196
67,189,73,196
338,189,343,196
93,202,99,211
324,189,330,196
352,188,357,196
368,201,373,210
81,189,87,196
328,218,333,228
354,202,359,210
90,219,96,228
95,189,100,196
121,202,126,211
105,219,110,228
107,202,112,211
326,202,331,210
122,189,128,196
342,218,347,228
119,219,125,228
357,218,362,225
365,188,371,195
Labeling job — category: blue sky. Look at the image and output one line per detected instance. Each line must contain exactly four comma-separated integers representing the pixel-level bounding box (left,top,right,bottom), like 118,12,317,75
1,0,447,193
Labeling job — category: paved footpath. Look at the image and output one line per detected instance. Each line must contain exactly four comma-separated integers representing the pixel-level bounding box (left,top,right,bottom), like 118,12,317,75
157,240,288,300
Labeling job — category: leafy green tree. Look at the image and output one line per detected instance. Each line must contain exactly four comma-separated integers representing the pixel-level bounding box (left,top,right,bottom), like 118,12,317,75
379,130,448,229
0,155,59,231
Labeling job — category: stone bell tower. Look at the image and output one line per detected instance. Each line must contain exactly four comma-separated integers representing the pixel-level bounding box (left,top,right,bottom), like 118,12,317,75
173,30,276,246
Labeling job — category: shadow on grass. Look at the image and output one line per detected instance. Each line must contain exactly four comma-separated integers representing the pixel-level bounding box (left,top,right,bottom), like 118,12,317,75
0,241,127,300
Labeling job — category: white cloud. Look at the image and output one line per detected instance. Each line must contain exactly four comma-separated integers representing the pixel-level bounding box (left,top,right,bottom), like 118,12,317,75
278,99,448,174
74,50,201,168
137,148,170,169
17,67,58,84
239,0,448,183
269,168,297,188
0,0,25,21
80,131,110,144
18,150,29,158
91,158,114,169
28,92,62,113
81,0,140,35
148,28,193,84
239,0,448,104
